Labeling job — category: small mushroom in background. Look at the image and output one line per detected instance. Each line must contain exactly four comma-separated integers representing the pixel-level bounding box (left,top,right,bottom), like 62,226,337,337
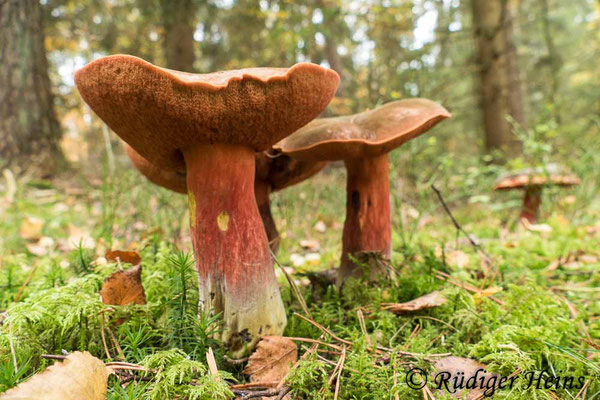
124,143,325,253
275,99,450,285
493,163,580,223
124,143,187,194
75,54,339,355
255,150,327,253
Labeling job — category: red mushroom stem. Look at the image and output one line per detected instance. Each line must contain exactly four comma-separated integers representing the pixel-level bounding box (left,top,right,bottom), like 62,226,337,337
183,143,286,355
521,186,542,223
339,153,392,283
254,179,280,253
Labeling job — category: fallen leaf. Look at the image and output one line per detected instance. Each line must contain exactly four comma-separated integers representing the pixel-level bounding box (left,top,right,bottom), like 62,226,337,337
105,250,141,265
382,291,447,314
289,253,305,267
0,352,110,400
314,221,326,233
242,336,298,385
100,265,146,306
446,250,469,268
25,236,55,256
19,216,43,241
299,239,320,251
304,252,320,265
432,356,500,399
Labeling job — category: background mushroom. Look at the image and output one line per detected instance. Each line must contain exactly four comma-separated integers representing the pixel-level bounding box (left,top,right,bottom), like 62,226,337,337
255,151,328,253
75,54,339,354
124,143,187,194
275,99,450,284
493,163,580,223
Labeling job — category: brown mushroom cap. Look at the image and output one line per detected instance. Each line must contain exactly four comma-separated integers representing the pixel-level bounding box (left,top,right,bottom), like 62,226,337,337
273,99,451,161
255,151,327,192
75,55,340,171
494,164,580,190
124,143,187,194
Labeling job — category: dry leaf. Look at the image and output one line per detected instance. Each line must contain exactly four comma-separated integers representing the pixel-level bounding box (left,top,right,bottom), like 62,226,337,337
382,291,447,314
242,336,298,385
105,250,141,265
100,265,146,306
446,250,469,268
19,216,43,241
314,221,326,233
299,239,320,251
433,356,500,399
0,352,109,400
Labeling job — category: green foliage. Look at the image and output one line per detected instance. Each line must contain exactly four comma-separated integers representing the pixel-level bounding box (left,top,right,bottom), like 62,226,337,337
140,349,233,400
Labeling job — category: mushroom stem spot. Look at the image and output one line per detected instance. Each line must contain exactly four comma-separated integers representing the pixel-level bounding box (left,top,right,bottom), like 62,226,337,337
340,153,392,283
183,143,286,356
522,186,542,223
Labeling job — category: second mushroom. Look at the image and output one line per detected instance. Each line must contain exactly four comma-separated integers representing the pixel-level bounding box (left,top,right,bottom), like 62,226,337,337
275,99,450,285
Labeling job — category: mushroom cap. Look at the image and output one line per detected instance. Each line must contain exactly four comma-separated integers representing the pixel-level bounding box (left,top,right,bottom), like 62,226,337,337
75,55,340,171
494,164,580,191
273,98,450,161
255,151,327,192
124,143,187,194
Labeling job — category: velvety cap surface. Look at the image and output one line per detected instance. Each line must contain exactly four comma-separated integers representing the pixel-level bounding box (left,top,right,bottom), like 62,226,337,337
494,164,580,190
75,55,339,171
274,99,450,161
255,151,327,191
124,143,187,193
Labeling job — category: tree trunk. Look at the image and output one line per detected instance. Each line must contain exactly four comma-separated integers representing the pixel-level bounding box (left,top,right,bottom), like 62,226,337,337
160,0,196,72
0,0,64,176
539,0,561,123
471,0,525,159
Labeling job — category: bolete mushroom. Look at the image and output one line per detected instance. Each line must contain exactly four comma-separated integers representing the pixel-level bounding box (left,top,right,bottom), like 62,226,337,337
75,55,339,354
255,150,328,252
493,164,580,223
274,99,450,284
125,143,326,253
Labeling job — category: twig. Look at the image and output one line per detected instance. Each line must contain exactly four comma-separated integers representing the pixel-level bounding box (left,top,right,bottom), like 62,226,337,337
231,387,288,399
224,355,248,365
41,354,67,360
98,317,112,361
435,270,505,305
293,313,353,347
431,184,492,262
14,265,38,302
9,325,17,374
272,253,313,319
285,337,342,351
230,382,280,390
206,347,220,382
333,347,346,400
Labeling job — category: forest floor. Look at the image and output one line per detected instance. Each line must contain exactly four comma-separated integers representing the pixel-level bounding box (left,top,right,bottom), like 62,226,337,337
0,154,599,399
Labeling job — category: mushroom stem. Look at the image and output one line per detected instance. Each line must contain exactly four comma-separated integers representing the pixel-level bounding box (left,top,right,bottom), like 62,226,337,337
339,154,392,284
521,186,542,223
255,179,280,253
183,144,286,356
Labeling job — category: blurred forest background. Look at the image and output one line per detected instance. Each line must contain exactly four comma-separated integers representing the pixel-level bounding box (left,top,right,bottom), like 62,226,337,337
1,0,598,179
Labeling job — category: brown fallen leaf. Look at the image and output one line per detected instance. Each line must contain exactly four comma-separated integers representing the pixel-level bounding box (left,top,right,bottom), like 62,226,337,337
100,265,146,306
0,352,110,400
446,250,469,268
382,291,447,314
19,216,43,241
242,336,298,385
105,250,142,265
432,356,500,400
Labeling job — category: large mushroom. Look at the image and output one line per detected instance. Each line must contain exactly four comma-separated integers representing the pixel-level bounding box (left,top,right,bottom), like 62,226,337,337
75,55,339,354
274,99,450,284
493,164,580,223
255,151,328,252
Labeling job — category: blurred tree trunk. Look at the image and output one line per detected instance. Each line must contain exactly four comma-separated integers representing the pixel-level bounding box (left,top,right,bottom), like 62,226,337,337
160,0,196,72
471,0,525,159
539,0,561,123
0,0,64,176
